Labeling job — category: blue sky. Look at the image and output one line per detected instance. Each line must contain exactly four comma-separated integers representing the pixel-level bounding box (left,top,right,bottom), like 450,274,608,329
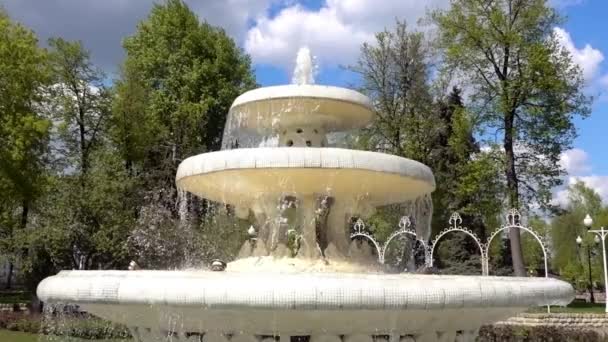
559,1,608,167
2,0,606,204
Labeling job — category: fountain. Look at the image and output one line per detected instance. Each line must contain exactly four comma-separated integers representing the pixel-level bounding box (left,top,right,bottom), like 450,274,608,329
37,48,574,342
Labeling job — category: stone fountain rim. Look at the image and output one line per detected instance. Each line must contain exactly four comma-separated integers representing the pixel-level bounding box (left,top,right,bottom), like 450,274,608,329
230,84,373,111
37,270,574,310
175,147,436,187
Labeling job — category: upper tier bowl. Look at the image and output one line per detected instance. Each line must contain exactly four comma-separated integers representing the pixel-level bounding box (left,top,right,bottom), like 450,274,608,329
228,85,374,132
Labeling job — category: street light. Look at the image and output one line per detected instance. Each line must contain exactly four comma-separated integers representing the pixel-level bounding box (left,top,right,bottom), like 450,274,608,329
583,214,608,313
575,234,595,304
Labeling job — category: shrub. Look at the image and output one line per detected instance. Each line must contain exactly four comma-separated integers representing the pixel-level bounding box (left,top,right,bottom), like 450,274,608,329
0,311,131,339
478,325,606,341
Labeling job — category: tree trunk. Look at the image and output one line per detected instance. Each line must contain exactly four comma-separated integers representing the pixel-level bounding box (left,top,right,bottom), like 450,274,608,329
587,248,595,303
5,262,13,290
504,112,526,277
10,201,30,290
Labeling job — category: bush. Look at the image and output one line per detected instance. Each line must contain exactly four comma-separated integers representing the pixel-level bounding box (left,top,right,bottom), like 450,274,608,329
478,325,606,341
43,313,131,339
0,311,131,339
0,312,40,332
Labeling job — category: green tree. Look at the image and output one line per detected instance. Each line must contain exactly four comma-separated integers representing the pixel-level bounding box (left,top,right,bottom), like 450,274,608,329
349,20,434,162
522,216,549,275
113,0,256,265
551,181,606,300
46,38,110,176
0,10,51,289
432,88,504,237
350,22,504,273
432,0,591,276
117,0,255,197
348,21,438,270
30,38,135,273
429,89,504,275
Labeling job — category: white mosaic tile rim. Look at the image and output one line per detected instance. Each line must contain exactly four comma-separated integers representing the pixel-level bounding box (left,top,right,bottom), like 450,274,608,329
175,148,436,186
231,85,372,110
38,271,573,309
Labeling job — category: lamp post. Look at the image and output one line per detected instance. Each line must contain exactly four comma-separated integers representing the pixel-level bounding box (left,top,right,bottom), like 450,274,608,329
576,234,596,303
583,214,608,313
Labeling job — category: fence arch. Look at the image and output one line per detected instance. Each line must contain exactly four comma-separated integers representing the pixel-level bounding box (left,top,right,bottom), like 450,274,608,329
485,209,548,277
350,216,427,264
429,213,485,273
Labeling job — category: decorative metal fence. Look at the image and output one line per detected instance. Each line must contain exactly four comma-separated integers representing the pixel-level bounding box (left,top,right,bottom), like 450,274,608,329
351,208,549,277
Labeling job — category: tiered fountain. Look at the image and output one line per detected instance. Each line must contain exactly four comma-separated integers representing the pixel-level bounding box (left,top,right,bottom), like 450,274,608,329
38,48,574,342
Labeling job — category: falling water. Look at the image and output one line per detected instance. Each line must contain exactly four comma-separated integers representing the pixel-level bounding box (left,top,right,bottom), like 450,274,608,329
292,46,317,85
404,193,434,241
177,189,188,222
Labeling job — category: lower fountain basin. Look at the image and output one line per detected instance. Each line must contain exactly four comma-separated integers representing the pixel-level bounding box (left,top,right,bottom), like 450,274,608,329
37,270,573,341
175,148,435,209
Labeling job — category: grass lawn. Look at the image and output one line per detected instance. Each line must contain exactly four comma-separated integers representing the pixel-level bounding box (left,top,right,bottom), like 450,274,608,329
0,330,131,341
529,301,606,313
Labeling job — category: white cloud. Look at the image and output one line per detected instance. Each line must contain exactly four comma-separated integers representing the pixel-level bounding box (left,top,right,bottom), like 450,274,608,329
554,27,604,83
599,74,608,88
245,0,449,69
554,176,608,207
188,0,274,43
559,148,592,175
570,175,608,202
599,74,608,101
553,148,608,207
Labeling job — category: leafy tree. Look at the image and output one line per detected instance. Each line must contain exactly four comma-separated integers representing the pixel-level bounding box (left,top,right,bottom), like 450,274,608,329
522,216,549,275
432,88,503,237
436,233,482,275
0,10,51,289
112,0,256,265
428,89,504,275
116,0,255,200
350,22,503,273
30,38,135,273
348,21,439,270
551,181,606,300
349,20,435,162
46,38,110,175
432,0,591,276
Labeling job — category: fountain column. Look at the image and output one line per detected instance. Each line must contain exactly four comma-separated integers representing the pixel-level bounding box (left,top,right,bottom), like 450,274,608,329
324,202,349,259
297,196,322,259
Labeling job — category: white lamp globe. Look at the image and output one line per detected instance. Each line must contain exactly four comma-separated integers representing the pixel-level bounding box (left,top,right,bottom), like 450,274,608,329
584,214,593,228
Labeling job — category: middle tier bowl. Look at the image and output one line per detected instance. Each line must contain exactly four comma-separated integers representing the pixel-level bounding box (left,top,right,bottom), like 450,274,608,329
175,147,435,208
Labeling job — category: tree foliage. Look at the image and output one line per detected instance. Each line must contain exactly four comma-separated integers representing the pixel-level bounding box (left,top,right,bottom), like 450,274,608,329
350,21,503,273
349,20,434,161
0,0,601,303
432,0,591,276
116,0,256,198
1,1,258,287
0,10,51,289
551,182,606,295
112,0,256,266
